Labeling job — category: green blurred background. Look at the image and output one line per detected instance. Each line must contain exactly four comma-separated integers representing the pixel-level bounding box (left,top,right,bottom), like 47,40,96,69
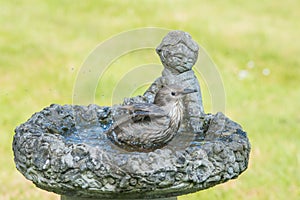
1,0,299,199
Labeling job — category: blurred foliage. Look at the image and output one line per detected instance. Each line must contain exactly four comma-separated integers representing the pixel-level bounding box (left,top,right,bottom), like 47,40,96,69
1,0,299,199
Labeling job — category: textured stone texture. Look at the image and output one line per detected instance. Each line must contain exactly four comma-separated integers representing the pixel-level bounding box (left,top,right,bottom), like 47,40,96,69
61,196,177,200
13,30,251,199
13,104,250,199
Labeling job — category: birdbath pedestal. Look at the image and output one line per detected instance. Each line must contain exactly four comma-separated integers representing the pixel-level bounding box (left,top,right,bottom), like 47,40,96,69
61,196,176,200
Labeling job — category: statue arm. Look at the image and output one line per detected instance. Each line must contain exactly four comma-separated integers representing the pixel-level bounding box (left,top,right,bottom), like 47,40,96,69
143,77,164,103
122,77,164,105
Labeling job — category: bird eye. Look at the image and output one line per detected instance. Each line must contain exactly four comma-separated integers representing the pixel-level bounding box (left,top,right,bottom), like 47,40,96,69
171,92,176,96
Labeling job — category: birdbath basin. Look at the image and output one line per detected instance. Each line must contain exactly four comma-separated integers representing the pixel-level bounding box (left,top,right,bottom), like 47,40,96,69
13,31,251,199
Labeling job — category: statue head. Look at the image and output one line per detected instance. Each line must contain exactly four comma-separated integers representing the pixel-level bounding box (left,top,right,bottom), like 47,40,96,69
156,30,199,74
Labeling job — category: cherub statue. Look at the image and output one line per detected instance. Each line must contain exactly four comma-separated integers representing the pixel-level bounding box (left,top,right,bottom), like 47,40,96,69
124,30,205,133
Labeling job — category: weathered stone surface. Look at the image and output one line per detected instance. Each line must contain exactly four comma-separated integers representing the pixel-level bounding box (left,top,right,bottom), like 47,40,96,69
12,30,251,199
124,30,205,133
13,104,250,199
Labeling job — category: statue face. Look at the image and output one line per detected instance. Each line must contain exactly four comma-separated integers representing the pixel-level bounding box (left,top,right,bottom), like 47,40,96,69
159,43,197,73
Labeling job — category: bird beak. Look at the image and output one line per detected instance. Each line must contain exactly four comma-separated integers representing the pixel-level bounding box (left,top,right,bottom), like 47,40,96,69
180,88,197,94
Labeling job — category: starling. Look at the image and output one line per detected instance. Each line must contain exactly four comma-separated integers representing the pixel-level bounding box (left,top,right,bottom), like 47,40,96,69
107,84,197,151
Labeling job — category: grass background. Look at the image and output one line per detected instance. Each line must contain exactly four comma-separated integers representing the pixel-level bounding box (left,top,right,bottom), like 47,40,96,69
1,0,300,199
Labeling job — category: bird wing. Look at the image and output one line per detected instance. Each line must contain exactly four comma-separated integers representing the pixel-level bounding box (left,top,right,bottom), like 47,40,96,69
108,103,173,150
120,103,167,119
111,103,167,129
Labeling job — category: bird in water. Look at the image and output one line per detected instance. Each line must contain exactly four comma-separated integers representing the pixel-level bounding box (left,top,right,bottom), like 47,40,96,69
107,84,197,151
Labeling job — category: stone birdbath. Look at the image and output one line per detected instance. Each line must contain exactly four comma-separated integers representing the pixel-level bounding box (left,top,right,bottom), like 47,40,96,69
13,31,250,200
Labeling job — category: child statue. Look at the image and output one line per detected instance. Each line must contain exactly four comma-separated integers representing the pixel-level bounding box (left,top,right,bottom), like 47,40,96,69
124,30,205,133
